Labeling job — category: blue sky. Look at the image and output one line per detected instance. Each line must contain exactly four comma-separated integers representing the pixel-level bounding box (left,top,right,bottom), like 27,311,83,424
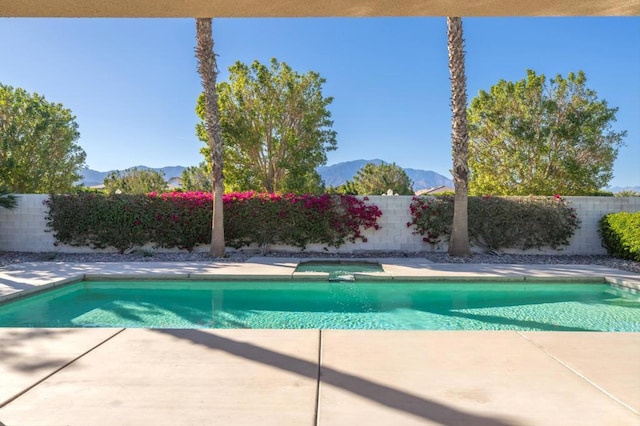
0,17,638,188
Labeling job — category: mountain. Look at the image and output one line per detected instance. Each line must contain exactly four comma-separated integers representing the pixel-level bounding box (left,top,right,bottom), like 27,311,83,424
80,160,452,191
607,186,640,193
403,167,453,191
316,159,452,191
80,168,110,187
80,165,187,187
80,164,639,194
317,159,385,188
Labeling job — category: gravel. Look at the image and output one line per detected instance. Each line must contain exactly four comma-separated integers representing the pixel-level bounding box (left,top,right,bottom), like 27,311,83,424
1,250,639,274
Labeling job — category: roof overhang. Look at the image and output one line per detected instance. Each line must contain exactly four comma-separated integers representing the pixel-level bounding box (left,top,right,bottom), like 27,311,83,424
0,0,638,18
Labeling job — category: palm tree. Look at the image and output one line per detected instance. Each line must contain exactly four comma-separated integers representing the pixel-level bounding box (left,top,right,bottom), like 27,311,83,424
195,18,225,257
446,17,471,257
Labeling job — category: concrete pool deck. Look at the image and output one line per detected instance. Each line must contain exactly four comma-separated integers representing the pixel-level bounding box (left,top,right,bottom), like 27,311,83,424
0,258,639,425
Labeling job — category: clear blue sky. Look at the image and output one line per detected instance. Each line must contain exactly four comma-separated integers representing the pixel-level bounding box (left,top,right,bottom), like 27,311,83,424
1,17,639,188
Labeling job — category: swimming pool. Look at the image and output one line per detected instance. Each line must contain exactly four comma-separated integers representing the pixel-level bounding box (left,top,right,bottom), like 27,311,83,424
1,280,638,331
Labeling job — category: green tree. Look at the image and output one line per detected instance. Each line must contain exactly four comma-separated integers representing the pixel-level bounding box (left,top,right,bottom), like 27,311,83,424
341,162,413,195
468,70,626,196
195,18,225,257
0,83,86,193
0,186,17,209
103,167,168,194
447,17,472,258
181,162,213,192
197,58,337,193
615,190,640,197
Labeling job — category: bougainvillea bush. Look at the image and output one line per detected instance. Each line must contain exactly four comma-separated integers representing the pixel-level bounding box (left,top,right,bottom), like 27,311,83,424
146,191,213,251
222,192,381,250
408,195,580,252
45,193,151,253
599,212,640,261
46,191,382,253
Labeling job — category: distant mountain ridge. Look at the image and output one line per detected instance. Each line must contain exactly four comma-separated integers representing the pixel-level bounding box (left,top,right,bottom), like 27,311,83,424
81,160,452,191
317,159,452,190
81,163,638,193
80,166,187,187
608,186,640,193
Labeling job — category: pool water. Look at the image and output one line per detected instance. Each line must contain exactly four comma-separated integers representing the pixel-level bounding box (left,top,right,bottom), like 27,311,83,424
0,281,638,331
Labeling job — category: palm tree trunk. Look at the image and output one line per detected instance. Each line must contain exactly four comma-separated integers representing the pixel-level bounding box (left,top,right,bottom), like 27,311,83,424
195,18,225,257
447,17,471,258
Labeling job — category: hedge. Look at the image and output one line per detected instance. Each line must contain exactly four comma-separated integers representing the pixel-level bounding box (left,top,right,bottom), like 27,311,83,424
599,212,640,261
407,195,581,252
45,191,382,253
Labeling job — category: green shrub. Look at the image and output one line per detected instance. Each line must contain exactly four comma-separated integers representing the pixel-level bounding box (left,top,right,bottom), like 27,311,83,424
599,212,640,261
615,190,640,197
408,195,581,252
46,194,150,253
46,191,382,253
212,192,381,251
407,196,454,245
0,186,18,210
147,192,212,251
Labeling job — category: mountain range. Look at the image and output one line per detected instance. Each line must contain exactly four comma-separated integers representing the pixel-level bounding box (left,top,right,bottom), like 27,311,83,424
80,160,453,191
316,159,452,189
81,166,187,187
81,162,639,193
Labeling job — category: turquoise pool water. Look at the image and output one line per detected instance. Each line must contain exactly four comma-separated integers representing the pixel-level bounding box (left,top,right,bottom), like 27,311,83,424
0,281,638,331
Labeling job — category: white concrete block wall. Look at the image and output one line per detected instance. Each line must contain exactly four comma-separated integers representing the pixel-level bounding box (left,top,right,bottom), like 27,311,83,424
257,196,426,254
1,194,639,255
0,194,56,252
563,196,640,255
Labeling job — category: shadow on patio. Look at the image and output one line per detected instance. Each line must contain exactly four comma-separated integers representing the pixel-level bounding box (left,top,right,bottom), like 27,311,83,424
154,328,517,426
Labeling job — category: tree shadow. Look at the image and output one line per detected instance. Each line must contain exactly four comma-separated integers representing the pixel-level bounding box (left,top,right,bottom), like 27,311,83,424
154,328,518,426
0,279,36,291
401,284,625,331
0,328,104,374
0,329,70,368
440,309,594,331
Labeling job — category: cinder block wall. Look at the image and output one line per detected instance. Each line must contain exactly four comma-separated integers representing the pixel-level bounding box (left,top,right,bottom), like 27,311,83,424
0,194,56,252
1,194,639,255
563,196,640,255
275,196,425,254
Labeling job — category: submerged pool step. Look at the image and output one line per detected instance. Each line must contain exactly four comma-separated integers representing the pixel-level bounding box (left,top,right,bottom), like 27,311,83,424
295,260,387,282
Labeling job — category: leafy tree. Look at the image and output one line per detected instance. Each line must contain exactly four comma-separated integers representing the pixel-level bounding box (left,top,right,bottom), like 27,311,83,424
0,83,86,193
341,162,413,195
447,17,471,258
197,58,337,193
615,190,640,197
181,162,213,192
103,167,167,194
0,186,17,209
195,18,225,257
468,70,626,195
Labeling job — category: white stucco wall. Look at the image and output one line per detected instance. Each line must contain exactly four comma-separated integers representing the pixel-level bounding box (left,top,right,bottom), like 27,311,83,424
1,194,639,255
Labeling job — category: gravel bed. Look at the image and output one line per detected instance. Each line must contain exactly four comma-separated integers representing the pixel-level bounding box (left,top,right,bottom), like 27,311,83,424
1,250,638,274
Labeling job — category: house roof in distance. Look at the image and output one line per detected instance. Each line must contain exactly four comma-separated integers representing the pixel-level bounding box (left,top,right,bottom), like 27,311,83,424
415,186,455,196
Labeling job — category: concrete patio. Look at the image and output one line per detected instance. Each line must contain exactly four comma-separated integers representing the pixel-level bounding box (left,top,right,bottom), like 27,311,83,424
1,258,639,425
